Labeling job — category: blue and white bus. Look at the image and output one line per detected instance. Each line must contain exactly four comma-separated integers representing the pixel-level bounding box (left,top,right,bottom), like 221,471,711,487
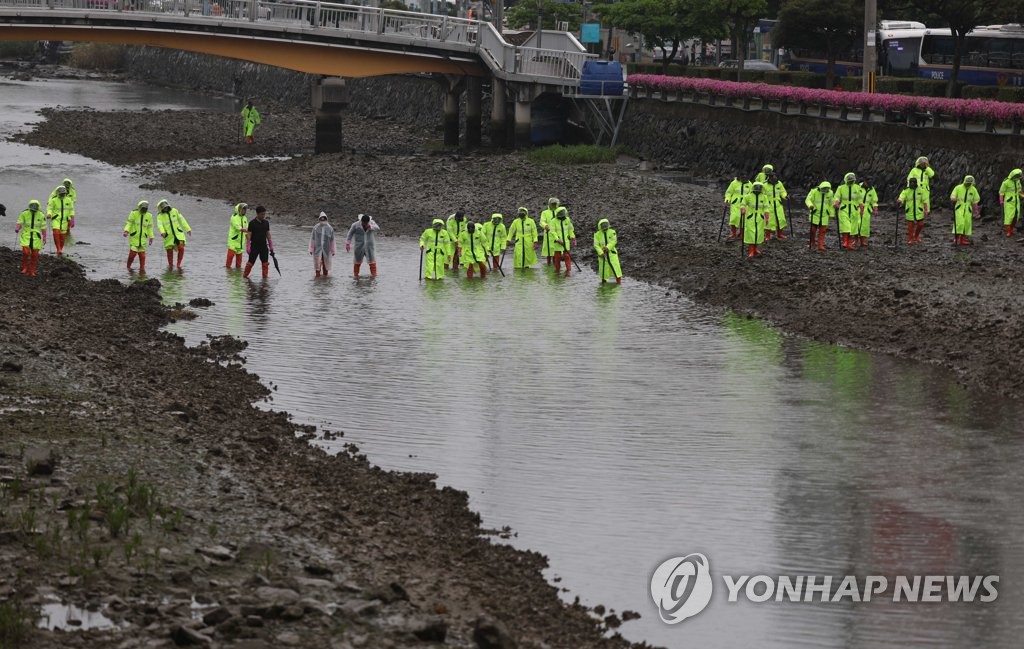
786,20,1024,87
881,23,1024,86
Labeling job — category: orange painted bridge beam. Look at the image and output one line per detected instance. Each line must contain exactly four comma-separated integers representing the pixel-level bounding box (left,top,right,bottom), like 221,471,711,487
0,25,486,78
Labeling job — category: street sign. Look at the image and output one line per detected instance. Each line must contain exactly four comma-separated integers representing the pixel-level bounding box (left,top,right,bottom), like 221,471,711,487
581,22,600,43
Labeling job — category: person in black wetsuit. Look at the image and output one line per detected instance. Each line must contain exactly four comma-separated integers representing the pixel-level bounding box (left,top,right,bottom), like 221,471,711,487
243,205,274,278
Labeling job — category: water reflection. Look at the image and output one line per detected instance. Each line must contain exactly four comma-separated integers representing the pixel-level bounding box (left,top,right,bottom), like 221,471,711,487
3,78,1024,649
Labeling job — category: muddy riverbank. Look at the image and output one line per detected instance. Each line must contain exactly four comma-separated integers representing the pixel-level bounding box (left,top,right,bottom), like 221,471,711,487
12,107,1023,399
0,248,644,648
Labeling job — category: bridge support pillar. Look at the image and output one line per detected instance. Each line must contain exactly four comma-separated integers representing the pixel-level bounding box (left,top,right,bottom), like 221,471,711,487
465,77,482,149
490,77,507,147
514,100,531,148
312,77,348,154
444,84,461,147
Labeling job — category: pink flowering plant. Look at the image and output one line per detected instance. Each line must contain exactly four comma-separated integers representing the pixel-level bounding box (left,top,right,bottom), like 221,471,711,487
628,74,1024,123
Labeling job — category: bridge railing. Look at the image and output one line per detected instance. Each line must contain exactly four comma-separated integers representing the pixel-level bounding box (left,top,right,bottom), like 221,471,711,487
1,0,594,83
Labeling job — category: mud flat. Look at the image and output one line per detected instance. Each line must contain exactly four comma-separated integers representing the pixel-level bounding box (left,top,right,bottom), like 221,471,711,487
0,250,643,647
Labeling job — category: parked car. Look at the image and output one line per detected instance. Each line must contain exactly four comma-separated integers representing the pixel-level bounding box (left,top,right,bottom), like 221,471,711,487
718,59,778,70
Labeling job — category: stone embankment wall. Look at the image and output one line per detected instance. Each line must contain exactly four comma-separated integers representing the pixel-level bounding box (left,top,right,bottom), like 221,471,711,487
123,47,451,127
123,48,1018,212
617,99,1021,213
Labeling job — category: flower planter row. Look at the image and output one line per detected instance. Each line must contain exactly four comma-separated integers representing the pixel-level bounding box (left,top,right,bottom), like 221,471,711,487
628,74,1024,134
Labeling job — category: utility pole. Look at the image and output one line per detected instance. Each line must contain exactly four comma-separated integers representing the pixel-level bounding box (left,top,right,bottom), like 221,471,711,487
862,0,877,93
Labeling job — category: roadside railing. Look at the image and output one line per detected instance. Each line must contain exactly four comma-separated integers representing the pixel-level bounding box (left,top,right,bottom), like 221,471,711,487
0,0,596,84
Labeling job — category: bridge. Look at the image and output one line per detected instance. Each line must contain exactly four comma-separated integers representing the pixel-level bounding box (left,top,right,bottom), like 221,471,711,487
0,0,598,147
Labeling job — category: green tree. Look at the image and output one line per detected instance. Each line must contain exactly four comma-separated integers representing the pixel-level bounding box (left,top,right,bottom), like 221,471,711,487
773,0,861,88
595,0,726,69
709,0,767,77
506,0,584,31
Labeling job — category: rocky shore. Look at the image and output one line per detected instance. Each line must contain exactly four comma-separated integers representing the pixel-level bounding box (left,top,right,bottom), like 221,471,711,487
0,249,644,648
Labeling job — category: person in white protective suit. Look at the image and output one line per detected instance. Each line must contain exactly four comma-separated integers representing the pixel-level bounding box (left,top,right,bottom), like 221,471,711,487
309,211,336,277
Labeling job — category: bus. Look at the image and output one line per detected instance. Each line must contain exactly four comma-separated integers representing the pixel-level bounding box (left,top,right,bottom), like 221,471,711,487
785,21,925,79
880,23,1024,86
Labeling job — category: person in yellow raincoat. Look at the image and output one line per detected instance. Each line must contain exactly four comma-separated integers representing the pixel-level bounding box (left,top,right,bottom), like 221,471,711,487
538,197,560,264
741,182,769,258
834,172,865,250
241,100,261,144
458,222,488,278
506,207,538,269
156,198,192,269
123,200,154,274
446,210,467,270
806,181,834,252
226,203,248,268
950,175,980,246
419,219,451,280
593,218,622,284
998,168,1022,237
46,185,74,257
15,199,46,276
481,213,507,270
897,177,929,246
857,177,879,247
724,173,752,239
763,172,788,241
548,206,576,274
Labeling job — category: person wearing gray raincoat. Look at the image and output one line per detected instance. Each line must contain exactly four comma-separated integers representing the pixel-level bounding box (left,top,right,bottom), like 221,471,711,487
309,211,336,277
346,213,380,277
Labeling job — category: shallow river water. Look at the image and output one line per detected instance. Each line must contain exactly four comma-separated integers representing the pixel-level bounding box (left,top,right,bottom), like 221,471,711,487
3,77,1024,649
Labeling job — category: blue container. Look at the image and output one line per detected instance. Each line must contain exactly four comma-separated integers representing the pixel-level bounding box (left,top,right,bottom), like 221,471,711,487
579,60,625,96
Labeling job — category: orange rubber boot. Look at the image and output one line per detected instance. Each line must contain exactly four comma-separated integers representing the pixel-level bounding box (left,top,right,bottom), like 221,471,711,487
353,263,361,277
765,230,772,241
777,228,786,240
54,231,64,256
261,262,269,278
467,265,474,278
243,262,254,278
369,262,377,277
20,247,29,274
127,251,137,270
915,222,924,243
729,225,737,239
564,253,572,273
1008,224,1016,237
177,245,185,269
29,250,39,276
817,227,826,251
138,252,146,275
225,250,235,268
479,262,487,278
808,225,817,249
166,249,175,267
235,253,243,268
907,222,915,245
860,236,868,248
553,252,562,272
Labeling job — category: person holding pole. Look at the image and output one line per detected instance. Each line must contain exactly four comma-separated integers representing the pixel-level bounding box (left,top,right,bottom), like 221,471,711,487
549,206,577,274
724,173,752,240
481,212,507,270
538,198,560,264
950,175,980,246
459,222,488,279
420,219,451,281
16,199,46,276
445,210,468,270
763,172,788,241
310,211,336,277
593,218,622,284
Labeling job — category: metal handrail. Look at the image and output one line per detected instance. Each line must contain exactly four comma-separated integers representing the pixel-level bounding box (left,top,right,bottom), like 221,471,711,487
0,0,597,84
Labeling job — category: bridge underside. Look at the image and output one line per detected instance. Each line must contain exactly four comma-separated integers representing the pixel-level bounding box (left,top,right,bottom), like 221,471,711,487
0,23,486,78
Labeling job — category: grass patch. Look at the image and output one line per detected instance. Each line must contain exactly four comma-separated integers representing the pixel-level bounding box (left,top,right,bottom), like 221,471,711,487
69,43,125,70
527,144,620,165
0,598,34,648
0,41,35,60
